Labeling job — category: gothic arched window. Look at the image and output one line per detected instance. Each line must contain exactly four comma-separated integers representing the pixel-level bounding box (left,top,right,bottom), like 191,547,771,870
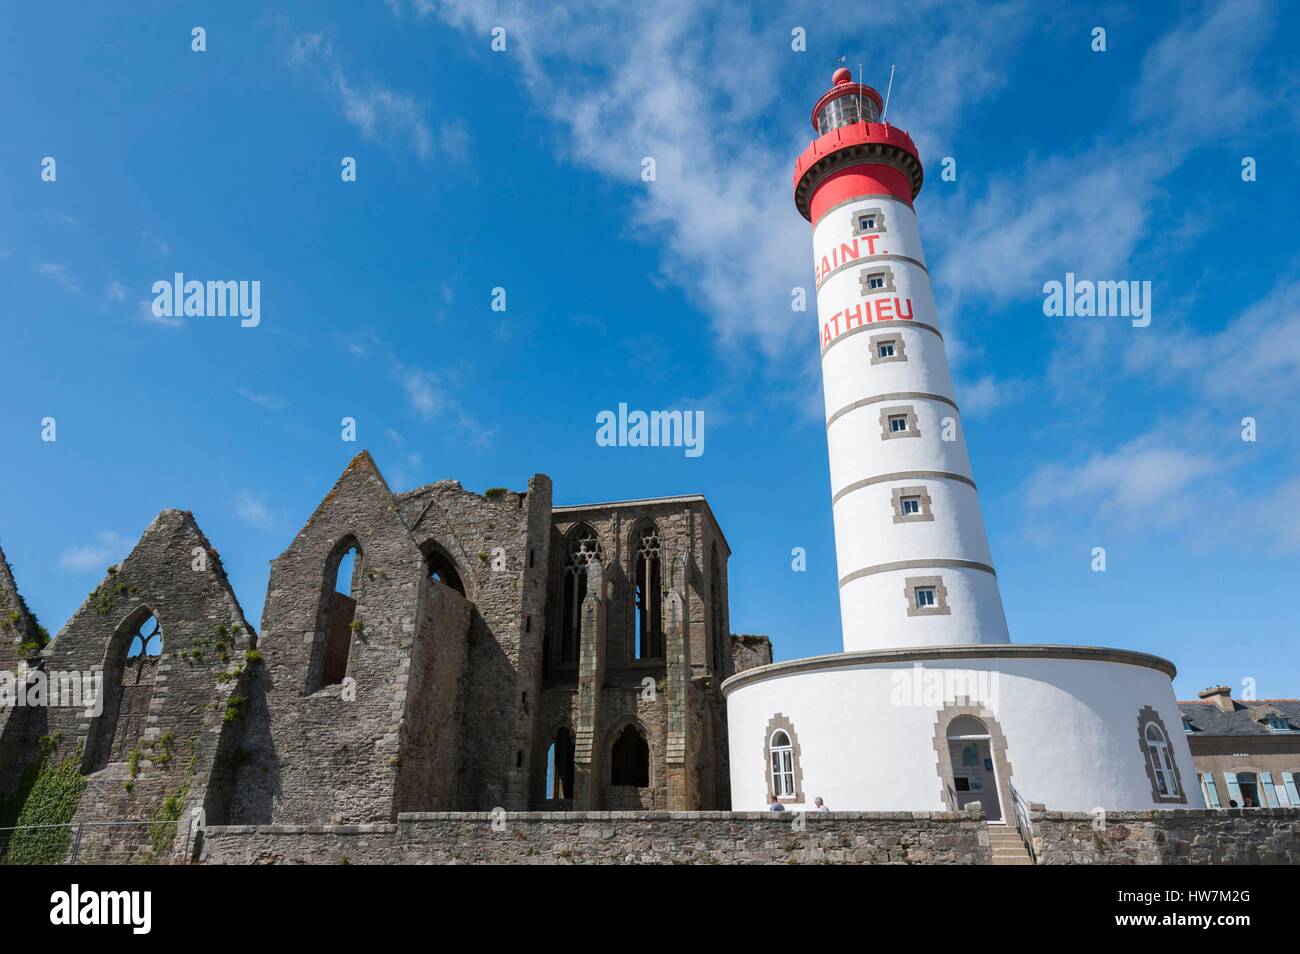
610,724,649,787
423,543,466,597
546,726,576,801
90,611,164,770
633,524,663,659
312,538,361,691
559,527,602,664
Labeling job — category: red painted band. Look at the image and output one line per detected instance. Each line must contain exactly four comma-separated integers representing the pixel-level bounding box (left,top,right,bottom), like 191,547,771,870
810,165,914,225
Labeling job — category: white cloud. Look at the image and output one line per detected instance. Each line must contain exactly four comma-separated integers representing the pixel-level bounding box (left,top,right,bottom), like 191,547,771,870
415,1,1030,364
926,0,1275,359
1024,433,1222,529
58,532,130,572
34,262,79,293
236,387,284,411
1125,277,1300,404
955,374,1026,418
235,491,275,531
397,365,451,418
288,29,463,163
106,280,127,302
138,299,183,329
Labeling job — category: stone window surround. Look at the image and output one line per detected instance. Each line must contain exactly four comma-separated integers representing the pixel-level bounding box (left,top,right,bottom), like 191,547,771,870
868,331,907,366
860,265,898,296
932,698,1014,820
891,486,934,524
904,575,950,617
852,206,887,236
880,405,920,440
1137,706,1188,805
764,713,805,805
606,717,653,790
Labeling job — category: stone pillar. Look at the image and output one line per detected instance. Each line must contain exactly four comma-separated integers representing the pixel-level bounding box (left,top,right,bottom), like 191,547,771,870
573,561,606,810
663,555,695,809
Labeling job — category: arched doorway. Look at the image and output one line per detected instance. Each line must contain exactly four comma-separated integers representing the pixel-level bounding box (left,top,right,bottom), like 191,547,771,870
945,714,1002,821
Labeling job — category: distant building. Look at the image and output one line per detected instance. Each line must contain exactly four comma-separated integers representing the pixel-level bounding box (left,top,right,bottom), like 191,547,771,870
1180,685,1300,809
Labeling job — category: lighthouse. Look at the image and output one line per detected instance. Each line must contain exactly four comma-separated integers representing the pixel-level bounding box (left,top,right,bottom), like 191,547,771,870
794,68,1009,651
720,70,1200,817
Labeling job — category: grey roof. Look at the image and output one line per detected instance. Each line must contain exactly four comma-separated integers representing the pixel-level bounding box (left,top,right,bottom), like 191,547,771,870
1178,699,1300,736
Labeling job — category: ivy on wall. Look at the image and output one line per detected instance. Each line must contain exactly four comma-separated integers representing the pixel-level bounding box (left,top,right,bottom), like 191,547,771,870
0,741,87,865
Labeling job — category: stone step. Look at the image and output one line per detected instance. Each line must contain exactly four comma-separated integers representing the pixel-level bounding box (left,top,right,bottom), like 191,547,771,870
992,855,1033,865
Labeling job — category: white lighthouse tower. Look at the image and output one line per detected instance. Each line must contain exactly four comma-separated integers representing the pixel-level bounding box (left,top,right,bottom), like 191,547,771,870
799,67,1008,651
722,70,1202,818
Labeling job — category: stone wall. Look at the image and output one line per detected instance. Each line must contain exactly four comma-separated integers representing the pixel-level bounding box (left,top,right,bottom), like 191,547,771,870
235,452,431,825
1031,807,1300,864
37,510,255,861
202,810,990,864
0,543,44,805
541,498,731,810
398,474,553,811
730,634,773,674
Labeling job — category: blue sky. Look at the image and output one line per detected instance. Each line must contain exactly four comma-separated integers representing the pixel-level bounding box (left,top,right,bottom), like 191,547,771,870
2,1,1297,700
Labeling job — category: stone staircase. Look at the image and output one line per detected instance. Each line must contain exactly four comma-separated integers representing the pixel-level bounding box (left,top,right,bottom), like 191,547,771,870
987,824,1034,865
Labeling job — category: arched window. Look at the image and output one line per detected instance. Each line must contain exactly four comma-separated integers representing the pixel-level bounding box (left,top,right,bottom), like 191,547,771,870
610,724,649,787
1136,707,1185,803
764,713,804,804
559,527,602,664
90,611,163,770
1144,722,1178,797
770,729,795,798
315,539,361,690
423,543,466,597
633,524,663,659
545,726,576,801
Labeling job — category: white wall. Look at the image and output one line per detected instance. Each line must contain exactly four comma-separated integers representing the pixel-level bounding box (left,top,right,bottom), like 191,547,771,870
811,191,1008,649
727,653,1202,813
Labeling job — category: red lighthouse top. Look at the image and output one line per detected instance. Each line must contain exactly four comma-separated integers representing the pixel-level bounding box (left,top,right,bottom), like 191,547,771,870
793,69,923,223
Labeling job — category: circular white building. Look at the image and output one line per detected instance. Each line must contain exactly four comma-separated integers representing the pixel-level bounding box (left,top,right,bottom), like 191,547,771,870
723,70,1200,818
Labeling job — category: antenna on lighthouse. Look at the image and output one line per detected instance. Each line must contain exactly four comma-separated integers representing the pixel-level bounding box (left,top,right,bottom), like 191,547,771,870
881,64,896,122
857,62,863,123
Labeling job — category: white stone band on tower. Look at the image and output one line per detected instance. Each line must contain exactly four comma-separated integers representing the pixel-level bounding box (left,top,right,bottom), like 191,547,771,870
796,69,1009,651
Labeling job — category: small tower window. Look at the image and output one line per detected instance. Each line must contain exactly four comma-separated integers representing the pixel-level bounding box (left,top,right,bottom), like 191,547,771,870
880,406,920,440
852,207,887,236
869,332,907,366
904,576,950,616
892,486,934,524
